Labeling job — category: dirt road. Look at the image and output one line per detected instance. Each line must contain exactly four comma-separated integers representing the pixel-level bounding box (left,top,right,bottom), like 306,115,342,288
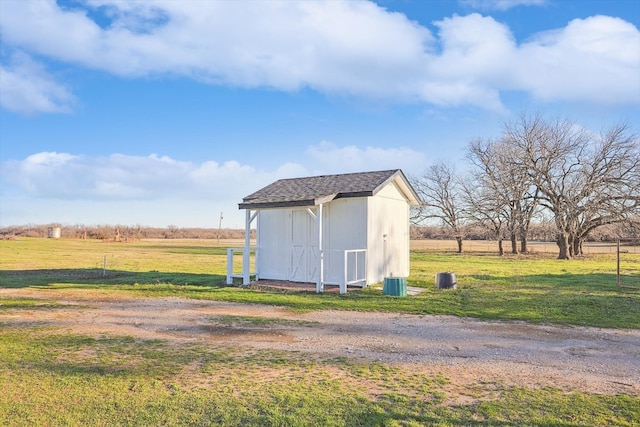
1,288,639,396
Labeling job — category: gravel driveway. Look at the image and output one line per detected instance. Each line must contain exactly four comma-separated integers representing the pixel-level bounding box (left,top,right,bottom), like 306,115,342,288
2,288,639,396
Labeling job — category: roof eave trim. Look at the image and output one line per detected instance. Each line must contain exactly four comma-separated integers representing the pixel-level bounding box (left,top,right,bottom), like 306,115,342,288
239,193,338,210
334,191,374,199
239,199,316,210
315,193,338,205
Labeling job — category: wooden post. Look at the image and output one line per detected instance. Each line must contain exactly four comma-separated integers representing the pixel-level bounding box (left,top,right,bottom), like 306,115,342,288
317,204,324,293
243,209,251,285
341,250,348,294
617,238,621,287
226,248,234,285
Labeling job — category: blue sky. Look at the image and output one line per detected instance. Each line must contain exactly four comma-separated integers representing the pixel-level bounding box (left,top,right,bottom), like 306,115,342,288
1,0,638,229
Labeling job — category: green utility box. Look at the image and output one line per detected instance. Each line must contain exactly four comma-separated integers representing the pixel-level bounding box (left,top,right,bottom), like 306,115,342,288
383,277,407,297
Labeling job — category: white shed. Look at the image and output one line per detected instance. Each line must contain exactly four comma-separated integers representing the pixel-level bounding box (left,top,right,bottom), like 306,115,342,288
228,169,421,293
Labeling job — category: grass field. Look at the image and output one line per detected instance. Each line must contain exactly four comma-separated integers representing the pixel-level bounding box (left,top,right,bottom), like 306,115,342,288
1,238,638,328
1,238,639,426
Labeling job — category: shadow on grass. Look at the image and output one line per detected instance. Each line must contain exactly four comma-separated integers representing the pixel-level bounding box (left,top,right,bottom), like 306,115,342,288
0,268,227,289
465,272,640,291
142,245,235,255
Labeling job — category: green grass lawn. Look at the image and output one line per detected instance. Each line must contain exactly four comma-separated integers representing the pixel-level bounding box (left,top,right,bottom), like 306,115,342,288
1,238,639,426
1,238,638,328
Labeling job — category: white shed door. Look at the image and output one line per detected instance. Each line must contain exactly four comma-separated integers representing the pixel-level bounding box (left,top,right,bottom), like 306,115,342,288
290,210,319,283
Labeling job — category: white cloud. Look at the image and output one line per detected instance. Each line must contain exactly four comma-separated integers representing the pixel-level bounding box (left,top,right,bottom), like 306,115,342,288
0,151,311,227
1,145,422,203
2,152,276,201
427,13,640,106
0,1,431,93
0,52,75,114
0,145,429,226
425,13,517,111
306,141,427,175
0,1,638,112
517,16,640,104
460,0,548,11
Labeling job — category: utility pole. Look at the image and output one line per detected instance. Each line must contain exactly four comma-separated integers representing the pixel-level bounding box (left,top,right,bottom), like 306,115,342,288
217,212,223,245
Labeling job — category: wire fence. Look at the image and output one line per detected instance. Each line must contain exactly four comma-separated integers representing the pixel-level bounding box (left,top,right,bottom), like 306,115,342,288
410,238,640,289
617,238,640,290
410,239,639,254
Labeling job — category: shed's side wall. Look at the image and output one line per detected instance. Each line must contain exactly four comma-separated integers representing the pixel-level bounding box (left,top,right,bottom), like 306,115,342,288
367,182,411,283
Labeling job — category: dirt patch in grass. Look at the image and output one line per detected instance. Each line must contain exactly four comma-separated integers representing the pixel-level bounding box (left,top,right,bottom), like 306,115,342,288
1,287,639,400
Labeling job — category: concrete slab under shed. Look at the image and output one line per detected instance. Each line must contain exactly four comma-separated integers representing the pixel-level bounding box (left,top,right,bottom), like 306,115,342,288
247,280,355,293
370,285,425,296
246,280,426,295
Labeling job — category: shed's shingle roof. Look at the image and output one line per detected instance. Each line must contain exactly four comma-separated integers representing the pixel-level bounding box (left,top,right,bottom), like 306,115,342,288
239,169,420,209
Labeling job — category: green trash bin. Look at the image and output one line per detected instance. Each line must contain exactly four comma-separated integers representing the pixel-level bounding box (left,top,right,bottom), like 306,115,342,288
383,277,407,297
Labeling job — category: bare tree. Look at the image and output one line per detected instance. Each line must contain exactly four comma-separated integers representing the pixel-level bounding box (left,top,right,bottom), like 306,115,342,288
461,174,507,255
166,225,179,239
504,113,640,259
411,161,466,253
467,137,540,254
567,123,640,255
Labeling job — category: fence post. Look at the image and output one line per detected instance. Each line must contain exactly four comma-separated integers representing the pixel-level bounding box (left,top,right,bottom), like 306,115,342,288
341,251,348,294
617,239,620,287
226,248,234,285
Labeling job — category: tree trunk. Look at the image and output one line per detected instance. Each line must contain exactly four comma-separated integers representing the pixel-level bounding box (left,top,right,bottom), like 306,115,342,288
573,237,584,256
519,230,528,254
510,232,518,254
557,232,572,260
498,238,504,256
520,238,528,254
456,236,463,253
568,234,576,257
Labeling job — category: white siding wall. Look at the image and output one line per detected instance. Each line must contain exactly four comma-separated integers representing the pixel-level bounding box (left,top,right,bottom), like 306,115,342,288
256,209,290,280
322,198,367,284
367,182,411,283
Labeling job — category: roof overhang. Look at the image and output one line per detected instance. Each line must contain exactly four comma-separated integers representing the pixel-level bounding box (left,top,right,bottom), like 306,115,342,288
238,193,338,210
